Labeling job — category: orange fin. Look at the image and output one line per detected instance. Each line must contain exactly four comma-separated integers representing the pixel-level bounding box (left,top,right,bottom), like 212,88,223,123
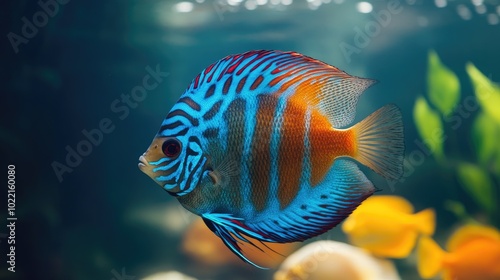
351,104,404,180
417,236,446,279
307,77,376,128
281,61,376,128
446,224,500,251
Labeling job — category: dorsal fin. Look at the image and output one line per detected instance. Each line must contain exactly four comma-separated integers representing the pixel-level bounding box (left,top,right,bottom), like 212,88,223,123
446,224,500,252
186,50,375,128
280,72,376,128
360,195,414,214
262,50,377,128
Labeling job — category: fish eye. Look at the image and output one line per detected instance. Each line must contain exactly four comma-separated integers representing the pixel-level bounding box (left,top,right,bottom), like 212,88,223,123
162,139,181,158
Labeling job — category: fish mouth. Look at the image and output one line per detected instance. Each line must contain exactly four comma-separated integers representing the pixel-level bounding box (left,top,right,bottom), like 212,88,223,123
138,155,148,170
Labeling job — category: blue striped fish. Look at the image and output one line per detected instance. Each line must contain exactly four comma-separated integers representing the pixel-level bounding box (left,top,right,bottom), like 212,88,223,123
138,50,404,268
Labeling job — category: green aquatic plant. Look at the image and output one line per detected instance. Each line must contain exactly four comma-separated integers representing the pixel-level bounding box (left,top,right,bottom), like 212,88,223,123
467,63,500,125
413,96,445,162
427,50,461,117
472,112,500,173
456,162,496,215
468,64,500,176
413,51,500,226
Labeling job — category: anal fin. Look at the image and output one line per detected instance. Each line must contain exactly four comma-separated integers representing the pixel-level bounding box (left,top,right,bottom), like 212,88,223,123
202,213,273,269
249,159,375,243
200,159,375,268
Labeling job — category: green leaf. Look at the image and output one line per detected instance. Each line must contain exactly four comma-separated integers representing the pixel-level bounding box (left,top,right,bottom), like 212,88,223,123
413,96,445,161
494,142,500,176
457,162,496,214
427,50,461,116
443,200,468,220
466,63,500,125
472,112,500,166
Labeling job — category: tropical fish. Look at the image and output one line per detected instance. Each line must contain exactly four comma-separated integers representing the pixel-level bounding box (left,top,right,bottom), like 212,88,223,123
418,224,500,280
138,50,404,268
341,195,435,258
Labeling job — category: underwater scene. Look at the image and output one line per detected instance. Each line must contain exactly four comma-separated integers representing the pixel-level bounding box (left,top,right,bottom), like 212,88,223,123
2,0,500,279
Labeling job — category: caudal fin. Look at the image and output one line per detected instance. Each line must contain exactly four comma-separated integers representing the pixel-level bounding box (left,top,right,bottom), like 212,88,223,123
351,104,404,180
417,236,446,279
414,208,436,236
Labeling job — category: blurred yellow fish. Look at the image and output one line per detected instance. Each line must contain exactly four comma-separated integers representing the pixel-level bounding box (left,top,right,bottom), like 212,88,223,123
418,224,500,280
341,195,435,258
